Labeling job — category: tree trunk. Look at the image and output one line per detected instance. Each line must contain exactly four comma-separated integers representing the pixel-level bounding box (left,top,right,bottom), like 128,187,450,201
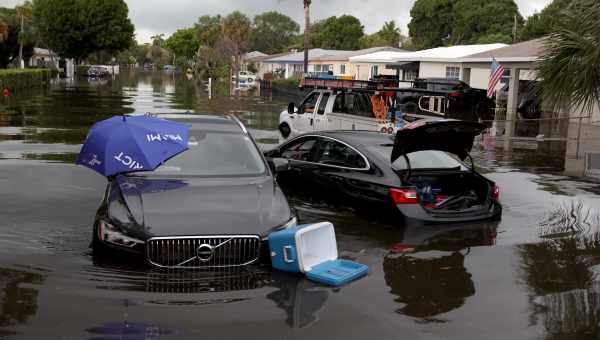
303,0,311,75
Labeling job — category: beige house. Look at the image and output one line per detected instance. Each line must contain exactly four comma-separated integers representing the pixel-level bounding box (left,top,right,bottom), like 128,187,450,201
258,47,402,80
310,47,405,80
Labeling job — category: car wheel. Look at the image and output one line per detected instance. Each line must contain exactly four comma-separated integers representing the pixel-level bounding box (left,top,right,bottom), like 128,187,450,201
279,123,291,138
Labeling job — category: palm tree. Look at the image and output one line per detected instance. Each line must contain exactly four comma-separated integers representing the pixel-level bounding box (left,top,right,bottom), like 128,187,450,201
303,0,311,74
536,0,600,115
379,20,401,47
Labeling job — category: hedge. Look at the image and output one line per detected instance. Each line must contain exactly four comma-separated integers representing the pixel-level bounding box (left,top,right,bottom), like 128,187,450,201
0,68,58,90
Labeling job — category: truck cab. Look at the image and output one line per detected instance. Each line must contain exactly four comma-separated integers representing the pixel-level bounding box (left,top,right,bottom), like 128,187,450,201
278,89,393,140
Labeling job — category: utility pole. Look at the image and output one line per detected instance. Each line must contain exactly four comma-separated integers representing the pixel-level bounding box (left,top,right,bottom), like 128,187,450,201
18,12,24,68
303,0,311,75
512,14,517,43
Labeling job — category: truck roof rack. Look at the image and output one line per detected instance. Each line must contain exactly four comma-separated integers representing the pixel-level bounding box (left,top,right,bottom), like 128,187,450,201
300,75,396,91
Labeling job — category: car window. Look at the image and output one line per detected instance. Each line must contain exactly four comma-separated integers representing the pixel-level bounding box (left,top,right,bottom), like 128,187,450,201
315,139,367,169
300,92,320,115
143,131,266,176
280,137,318,162
368,147,466,170
317,93,330,115
332,93,374,118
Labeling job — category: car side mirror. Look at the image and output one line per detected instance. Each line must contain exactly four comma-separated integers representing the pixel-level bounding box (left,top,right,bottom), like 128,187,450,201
288,103,296,114
267,157,291,174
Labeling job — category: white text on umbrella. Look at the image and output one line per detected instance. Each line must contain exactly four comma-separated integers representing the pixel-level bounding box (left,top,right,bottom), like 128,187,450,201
114,152,144,170
146,133,183,142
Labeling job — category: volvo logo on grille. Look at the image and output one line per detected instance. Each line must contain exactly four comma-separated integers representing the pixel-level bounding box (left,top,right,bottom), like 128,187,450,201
196,244,214,262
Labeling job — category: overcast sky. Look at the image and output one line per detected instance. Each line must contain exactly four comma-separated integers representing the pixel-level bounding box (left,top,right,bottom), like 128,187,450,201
1,0,553,44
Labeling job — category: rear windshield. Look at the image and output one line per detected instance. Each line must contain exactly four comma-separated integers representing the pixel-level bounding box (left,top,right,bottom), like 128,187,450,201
368,147,467,171
141,131,266,176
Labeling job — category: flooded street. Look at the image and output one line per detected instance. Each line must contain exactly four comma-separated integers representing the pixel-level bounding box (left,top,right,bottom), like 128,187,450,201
2,72,600,339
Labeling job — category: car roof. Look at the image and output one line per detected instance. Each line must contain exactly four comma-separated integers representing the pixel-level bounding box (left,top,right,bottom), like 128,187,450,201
130,113,245,133
313,130,393,147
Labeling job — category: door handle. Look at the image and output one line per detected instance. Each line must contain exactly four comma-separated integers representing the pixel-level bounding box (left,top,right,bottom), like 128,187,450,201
310,118,313,126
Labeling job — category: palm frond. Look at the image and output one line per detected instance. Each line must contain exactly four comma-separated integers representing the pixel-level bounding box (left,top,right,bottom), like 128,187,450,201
535,0,600,115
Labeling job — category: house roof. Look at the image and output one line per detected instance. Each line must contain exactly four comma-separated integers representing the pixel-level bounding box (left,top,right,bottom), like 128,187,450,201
243,51,268,60
33,48,52,56
386,43,508,63
461,38,546,62
312,46,405,62
262,47,404,64
350,50,413,63
245,51,291,63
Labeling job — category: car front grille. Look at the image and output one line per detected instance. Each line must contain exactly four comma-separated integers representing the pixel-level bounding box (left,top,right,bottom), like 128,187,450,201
146,235,261,269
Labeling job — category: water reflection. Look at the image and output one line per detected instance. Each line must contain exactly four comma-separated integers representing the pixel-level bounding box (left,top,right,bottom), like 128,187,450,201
520,202,600,339
384,223,497,322
267,272,329,329
86,322,176,340
0,268,44,337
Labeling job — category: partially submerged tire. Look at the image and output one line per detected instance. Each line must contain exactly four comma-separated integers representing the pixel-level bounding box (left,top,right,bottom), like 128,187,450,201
279,123,291,138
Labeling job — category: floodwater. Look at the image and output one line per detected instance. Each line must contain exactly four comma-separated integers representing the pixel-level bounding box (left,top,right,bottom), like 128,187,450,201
1,71,600,340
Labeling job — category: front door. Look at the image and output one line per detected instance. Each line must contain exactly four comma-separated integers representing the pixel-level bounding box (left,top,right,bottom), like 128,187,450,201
313,92,331,131
296,92,321,133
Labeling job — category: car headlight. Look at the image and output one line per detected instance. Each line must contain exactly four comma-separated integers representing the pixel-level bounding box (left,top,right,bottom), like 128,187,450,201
98,220,144,248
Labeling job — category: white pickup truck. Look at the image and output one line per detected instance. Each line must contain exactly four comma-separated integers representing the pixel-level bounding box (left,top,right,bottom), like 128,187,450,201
278,89,396,139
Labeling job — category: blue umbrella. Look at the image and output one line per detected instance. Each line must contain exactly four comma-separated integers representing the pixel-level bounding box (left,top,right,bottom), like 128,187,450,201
76,115,189,177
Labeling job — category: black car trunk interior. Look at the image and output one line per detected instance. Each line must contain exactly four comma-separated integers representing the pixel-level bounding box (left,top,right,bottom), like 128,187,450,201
405,171,491,212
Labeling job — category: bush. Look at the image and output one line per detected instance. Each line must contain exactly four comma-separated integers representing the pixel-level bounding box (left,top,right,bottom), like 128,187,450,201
271,77,300,87
0,68,57,90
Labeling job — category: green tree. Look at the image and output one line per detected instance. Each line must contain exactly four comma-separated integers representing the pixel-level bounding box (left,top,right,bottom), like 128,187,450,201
0,6,35,68
408,0,522,49
408,0,454,49
311,15,364,50
196,15,221,48
520,0,574,41
222,11,251,85
33,0,134,62
360,20,405,48
250,11,299,54
451,0,522,45
536,0,600,115
150,33,165,47
165,28,199,62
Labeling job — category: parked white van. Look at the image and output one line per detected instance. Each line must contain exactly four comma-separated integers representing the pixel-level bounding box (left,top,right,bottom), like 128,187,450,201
278,89,395,139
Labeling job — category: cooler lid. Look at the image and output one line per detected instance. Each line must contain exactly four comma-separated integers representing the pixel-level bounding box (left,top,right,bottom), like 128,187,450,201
295,222,338,273
305,259,368,286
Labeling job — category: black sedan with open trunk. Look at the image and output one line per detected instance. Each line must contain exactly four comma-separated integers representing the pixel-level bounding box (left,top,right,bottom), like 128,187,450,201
265,119,502,224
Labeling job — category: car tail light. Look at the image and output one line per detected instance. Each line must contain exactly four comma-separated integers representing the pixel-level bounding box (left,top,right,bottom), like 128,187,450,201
448,91,461,97
491,184,500,201
390,188,419,204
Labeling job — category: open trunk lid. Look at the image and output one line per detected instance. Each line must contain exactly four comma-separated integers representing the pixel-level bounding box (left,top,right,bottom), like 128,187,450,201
391,119,486,163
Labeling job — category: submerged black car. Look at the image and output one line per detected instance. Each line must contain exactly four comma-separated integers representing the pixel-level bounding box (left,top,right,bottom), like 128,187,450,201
265,119,502,224
92,114,297,268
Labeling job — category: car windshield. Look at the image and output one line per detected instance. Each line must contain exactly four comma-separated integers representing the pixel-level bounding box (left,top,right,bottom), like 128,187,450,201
140,131,266,176
369,147,467,170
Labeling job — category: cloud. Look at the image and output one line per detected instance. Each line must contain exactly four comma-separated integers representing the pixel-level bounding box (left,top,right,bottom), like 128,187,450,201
1,0,553,44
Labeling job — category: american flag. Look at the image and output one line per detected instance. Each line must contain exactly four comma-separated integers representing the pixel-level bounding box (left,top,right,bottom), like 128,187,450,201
487,58,504,98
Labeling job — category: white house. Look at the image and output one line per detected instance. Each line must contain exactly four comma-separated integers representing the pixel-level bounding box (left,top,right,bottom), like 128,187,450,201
349,50,412,81
30,48,58,68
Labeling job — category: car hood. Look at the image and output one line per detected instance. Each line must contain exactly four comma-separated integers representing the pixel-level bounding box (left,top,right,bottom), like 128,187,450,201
391,119,485,162
111,175,292,237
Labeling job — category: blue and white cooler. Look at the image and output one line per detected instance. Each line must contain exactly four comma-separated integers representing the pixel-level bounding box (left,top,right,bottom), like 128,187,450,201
268,222,368,286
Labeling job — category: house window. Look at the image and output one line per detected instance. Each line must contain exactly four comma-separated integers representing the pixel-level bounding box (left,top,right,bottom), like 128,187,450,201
403,70,417,81
370,65,379,78
445,66,460,80
340,64,346,75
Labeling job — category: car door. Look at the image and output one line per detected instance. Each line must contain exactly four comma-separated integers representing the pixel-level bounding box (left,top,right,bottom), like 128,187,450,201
296,92,321,133
273,136,320,190
311,137,374,202
313,92,331,131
